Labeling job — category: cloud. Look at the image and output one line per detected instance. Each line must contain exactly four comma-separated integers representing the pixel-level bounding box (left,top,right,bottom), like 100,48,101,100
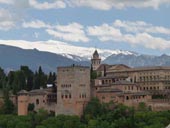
22,19,170,48
113,20,170,35
1,0,170,11
22,20,51,29
0,8,15,30
22,20,89,42
87,21,170,50
0,0,13,4
29,0,66,10
87,24,122,42
68,0,170,10
46,22,89,42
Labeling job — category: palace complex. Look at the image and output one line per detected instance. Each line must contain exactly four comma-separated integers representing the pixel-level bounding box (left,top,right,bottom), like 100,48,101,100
18,50,170,116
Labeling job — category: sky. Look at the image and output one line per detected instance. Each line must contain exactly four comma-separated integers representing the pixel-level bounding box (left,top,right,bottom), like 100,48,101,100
0,0,170,55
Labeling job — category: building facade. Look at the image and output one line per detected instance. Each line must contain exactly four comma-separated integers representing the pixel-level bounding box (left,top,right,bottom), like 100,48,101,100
17,50,170,116
93,51,170,110
56,65,90,116
18,65,90,116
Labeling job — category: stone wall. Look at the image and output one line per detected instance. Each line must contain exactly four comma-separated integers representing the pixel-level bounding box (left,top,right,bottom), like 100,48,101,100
56,66,90,116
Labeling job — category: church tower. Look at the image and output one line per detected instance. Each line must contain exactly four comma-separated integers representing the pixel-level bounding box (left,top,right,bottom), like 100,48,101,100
91,50,101,70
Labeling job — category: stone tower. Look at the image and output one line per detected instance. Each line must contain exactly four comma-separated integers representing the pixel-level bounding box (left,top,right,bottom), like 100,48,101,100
56,65,90,116
17,90,29,115
91,50,101,70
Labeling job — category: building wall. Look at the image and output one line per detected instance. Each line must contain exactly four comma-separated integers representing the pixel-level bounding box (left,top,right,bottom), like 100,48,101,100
96,92,120,103
18,91,57,116
29,94,47,111
123,94,152,107
106,68,170,91
56,66,91,116
18,93,29,116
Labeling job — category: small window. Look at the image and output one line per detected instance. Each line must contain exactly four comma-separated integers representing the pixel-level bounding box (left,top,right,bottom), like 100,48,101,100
126,96,129,100
61,95,64,99
36,99,39,105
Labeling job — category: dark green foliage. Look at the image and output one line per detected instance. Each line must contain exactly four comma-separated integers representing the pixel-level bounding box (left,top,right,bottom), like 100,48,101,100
0,88,15,114
33,66,47,89
137,102,150,112
41,115,85,128
0,65,55,92
83,98,107,120
0,99,170,128
0,65,56,115
20,66,34,91
83,98,170,128
28,103,35,112
47,72,56,84
0,67,5,88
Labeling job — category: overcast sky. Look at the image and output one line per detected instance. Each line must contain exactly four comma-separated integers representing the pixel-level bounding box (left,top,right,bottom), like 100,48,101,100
0,0,170,55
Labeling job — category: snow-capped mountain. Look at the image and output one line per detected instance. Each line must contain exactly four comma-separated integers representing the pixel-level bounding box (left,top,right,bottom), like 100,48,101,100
0,40,135,61
1,43,170,73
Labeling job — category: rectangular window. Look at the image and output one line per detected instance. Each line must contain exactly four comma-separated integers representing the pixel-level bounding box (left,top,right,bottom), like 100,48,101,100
61,95,64,99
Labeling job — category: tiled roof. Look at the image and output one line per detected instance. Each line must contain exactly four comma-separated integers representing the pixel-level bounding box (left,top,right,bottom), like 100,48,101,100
18,90,28,94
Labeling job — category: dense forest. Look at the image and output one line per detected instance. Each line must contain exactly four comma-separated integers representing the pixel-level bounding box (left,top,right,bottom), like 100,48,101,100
0,98,170,128
0,66,56,94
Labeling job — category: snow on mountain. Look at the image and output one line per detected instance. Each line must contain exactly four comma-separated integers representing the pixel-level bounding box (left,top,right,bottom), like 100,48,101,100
0,40,134,61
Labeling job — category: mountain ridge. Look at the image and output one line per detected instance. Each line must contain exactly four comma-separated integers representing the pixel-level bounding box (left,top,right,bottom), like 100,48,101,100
103,53,170,67
0,44,89,73
0,40,134,61
1,44,170,73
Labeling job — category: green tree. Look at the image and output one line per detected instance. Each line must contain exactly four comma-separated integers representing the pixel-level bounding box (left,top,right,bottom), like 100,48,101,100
0,67,6,88
83,98,107,122
33,66,47,89
138,102,149,112
20,66,34,91
0,88,15,114
28,103,35,112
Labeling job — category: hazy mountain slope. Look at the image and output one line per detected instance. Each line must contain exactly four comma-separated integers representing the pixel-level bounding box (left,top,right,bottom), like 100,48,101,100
0,45,89,73
103,54,170,67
